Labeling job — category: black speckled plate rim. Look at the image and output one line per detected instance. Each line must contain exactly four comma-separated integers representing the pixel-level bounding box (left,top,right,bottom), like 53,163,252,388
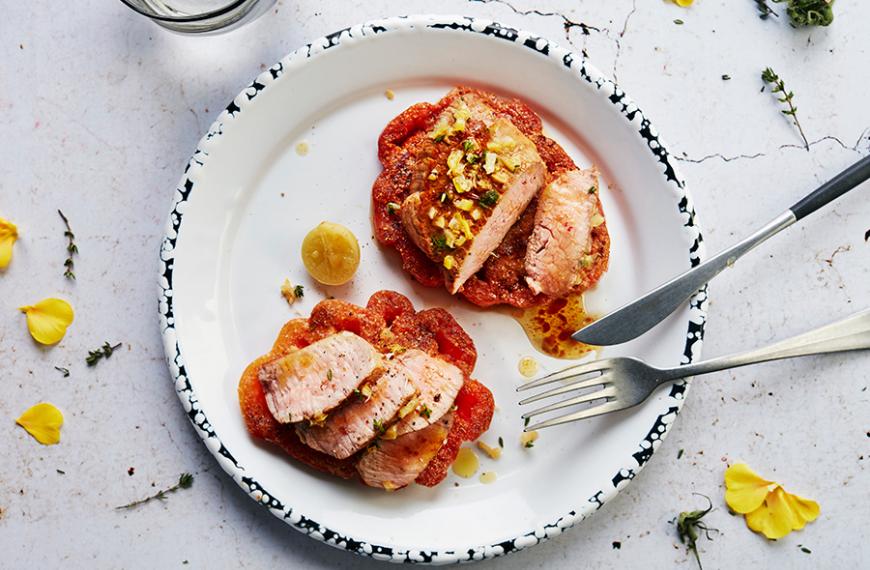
157,14,708,565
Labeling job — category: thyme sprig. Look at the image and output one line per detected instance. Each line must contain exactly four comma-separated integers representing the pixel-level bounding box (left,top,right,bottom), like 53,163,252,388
54,366,70,377
86,341,123,366
116,473,194,510
761,67,809,150
57,210,78,280
675,494,718,570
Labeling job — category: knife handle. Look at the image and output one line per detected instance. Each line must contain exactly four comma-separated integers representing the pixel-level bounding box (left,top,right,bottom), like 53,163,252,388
790,154,870,221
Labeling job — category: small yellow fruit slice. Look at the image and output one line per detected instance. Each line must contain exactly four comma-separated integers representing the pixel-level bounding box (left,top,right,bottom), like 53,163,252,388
301,222,360,286
19,298,75,345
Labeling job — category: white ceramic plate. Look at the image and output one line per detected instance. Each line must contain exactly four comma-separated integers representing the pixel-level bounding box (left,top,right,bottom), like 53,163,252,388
159,15,707,564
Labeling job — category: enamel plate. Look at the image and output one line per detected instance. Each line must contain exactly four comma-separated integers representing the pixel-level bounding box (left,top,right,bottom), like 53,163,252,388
159,15,707,564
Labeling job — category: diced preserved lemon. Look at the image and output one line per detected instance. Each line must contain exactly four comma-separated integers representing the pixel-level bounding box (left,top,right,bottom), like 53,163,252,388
381,424,398,440
398,397,419,419
476,440,502,460
434,216,446,229
486,136,516,153
520,431,539,448
300,221,360,286
470,208,482,221
492,170,510,184
443,229,457,248
454,199,474,211
591,213,605,227
443,255,456,270
452,174,473,193
456,214,473,240
500,154,521,172
447,149,464,174
483,151,497,174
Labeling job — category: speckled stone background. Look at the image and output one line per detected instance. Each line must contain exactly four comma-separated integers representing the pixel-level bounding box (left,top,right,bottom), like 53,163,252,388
1,1,868,568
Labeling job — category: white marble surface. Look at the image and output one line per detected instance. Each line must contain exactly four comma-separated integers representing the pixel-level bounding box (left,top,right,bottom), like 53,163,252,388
1,1,868,568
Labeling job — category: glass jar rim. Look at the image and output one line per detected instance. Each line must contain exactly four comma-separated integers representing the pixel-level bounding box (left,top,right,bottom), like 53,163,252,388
118,0,252,23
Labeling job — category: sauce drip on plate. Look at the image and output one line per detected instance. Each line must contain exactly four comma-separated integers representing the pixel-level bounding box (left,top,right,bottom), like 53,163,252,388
513,293,595,359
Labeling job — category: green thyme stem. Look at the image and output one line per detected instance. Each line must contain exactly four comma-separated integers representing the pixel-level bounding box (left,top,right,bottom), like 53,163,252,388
58,209,78,280
761,67,810,150
116,473,194,510
86,341,123,367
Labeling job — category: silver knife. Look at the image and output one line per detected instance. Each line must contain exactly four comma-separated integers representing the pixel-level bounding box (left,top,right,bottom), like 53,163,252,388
572,154,870,346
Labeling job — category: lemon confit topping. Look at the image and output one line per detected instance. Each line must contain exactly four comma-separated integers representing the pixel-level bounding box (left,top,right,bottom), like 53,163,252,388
724,463,820,539
19,297,74,345
16,402,64,445
0,216,19,269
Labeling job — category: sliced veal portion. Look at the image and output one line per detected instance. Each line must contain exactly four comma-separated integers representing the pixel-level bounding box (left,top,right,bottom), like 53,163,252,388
295,357,418,459
356,413,454,490
390,349,464,436
525,168,603,298
399,93,547,294
258,331,383,424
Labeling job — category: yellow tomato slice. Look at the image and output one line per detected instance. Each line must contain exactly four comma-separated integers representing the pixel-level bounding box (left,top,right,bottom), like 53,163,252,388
301,222,360,286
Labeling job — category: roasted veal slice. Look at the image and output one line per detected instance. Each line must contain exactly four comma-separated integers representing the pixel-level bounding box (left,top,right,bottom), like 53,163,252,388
258,331,383,424
525,168,603,298
389,348,464,436
295,361,417,459
399,93,547,294
356,413,454,490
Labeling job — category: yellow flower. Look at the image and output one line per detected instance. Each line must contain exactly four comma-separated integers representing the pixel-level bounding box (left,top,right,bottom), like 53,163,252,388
672,0,694,6
725,463,820,539
19,298,75,345
16,402,64,445
0,216,18,269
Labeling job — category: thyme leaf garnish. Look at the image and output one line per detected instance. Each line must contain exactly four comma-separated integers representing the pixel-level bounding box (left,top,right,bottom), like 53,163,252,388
116,472,194,510
54,366,70,377
86,341,123,366
58,210,78,280
761,67,809,150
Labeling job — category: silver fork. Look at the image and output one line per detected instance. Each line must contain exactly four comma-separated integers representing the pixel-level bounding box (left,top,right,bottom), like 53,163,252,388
518,309,870,431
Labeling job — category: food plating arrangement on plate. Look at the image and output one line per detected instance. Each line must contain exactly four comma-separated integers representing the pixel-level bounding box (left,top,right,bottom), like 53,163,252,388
156,14,870,565
238,86,610,491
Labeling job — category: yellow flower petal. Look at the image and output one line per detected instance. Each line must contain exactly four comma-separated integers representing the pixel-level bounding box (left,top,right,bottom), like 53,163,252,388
19,298,75,345
779,488,821,530
673,0,694,6
725,463,778,514
745,486,819,539
16,402,64,445
0,216,19,269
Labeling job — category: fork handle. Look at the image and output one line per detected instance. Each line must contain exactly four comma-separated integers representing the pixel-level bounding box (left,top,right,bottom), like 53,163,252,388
660,309,870,381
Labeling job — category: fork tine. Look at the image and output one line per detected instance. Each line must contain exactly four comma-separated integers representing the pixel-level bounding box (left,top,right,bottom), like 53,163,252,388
521,385,617,419
524,400,624,431
518,372,612,406
516,359,611,392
